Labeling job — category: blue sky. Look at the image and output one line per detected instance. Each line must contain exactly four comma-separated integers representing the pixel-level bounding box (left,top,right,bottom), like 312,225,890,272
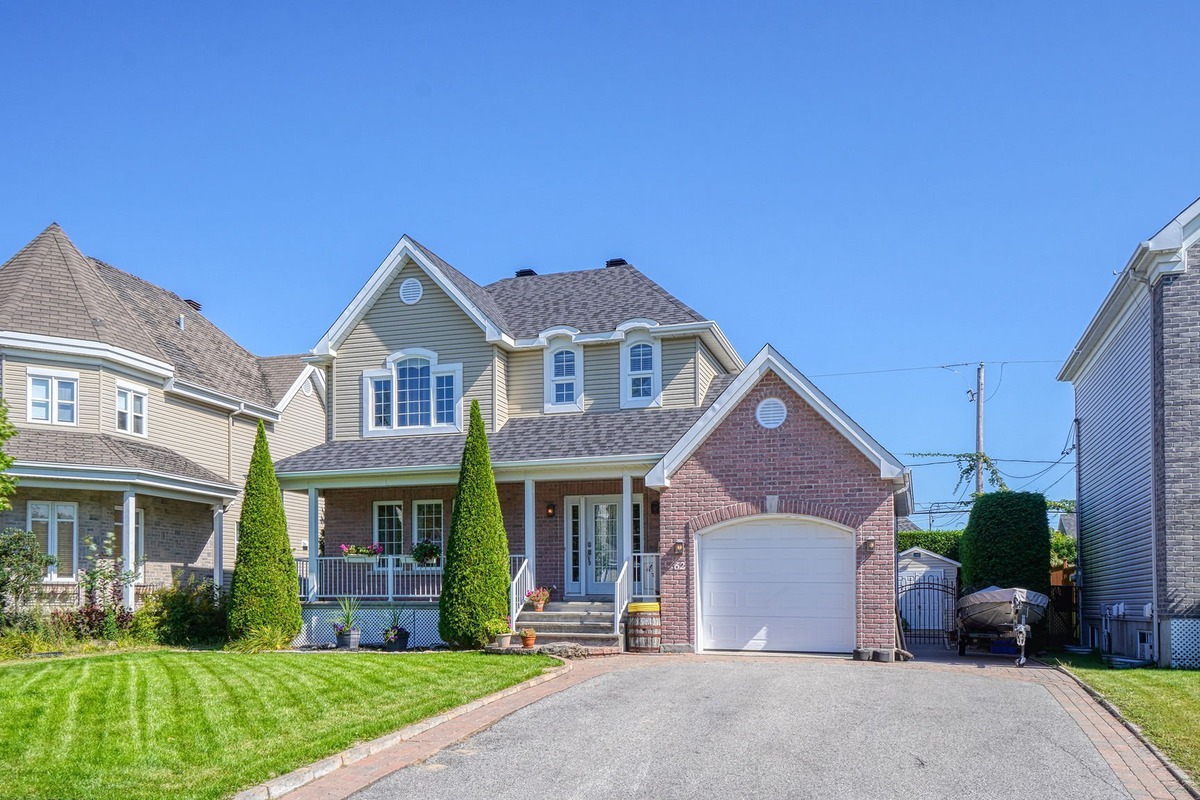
2,3,1197,527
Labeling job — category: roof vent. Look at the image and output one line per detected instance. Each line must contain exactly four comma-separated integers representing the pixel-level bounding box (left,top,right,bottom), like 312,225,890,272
184,298,202,312
177,314,186,331
514,268,538,277
605,258,629,268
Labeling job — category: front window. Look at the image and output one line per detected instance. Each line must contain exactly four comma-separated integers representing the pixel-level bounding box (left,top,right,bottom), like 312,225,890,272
414,500,445,567
30,501,77,581
116,386,147,435
374,502,404,557
29,372,78,425
363,349,463,435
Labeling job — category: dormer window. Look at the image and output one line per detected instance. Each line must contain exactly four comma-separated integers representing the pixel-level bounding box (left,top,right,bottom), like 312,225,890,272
362,349,463,436
620,335,662,409
544,342,584,413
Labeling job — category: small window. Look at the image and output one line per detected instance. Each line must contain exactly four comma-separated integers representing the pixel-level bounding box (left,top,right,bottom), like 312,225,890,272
620,336,661,409
374,502,404,556
371,377,392,428
414,500,444,567
544,344,584,413
29,372,78,425
554,350,576,403
435,375,455,425
116,386,148,435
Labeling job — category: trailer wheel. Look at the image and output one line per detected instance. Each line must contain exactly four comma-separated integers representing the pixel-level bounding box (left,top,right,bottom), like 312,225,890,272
958,639,967,656
1015,656,1026,667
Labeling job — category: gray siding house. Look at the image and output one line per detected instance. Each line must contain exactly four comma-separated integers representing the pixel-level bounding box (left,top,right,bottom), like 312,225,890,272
1059,198,1200,667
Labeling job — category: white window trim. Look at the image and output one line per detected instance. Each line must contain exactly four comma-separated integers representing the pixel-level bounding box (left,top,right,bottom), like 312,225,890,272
113,505,146,583
26,367,80,427
360,349,465,437
372,500,405,557
115,381,150,437
30,500,78,582
412,499,445,572
620,333,662,409
544,341,584,414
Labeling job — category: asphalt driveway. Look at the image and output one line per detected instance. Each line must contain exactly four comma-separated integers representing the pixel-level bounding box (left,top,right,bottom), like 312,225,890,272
353,657,1131,800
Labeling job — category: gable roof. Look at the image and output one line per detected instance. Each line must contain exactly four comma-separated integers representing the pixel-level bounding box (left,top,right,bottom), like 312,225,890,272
898,546,961,568
645,345,911,500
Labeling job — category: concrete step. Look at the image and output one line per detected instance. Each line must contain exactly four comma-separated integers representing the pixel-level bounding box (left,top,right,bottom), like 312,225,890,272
526,631,622,647
519,611,614,624
541,601,614,612
518,620,616,635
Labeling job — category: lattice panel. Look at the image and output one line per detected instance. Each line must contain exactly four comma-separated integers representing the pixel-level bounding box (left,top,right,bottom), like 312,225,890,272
1170,619,1200,669
295,604,445,649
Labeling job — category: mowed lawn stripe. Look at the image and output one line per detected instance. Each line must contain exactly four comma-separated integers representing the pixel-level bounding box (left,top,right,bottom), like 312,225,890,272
0,650,556,800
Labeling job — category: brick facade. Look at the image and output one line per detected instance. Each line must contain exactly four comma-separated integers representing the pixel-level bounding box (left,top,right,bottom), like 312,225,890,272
656,371,897,652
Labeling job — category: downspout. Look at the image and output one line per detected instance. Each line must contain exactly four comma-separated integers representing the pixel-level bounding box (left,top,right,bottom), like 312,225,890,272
1130,269,1161,664
1073,418,1085,647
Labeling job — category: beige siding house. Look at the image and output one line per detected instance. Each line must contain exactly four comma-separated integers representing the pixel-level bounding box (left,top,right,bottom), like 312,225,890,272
0,224,326,606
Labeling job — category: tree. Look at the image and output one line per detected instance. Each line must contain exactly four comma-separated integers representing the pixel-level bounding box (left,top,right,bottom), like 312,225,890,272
0,396,17,512
439,400,510,648
0,528,54,616
227,421,301,640
1050,530,1076,568
960,491,1051,595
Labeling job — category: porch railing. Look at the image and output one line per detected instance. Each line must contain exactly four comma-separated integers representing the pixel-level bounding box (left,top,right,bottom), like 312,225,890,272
509,554,525,578
613,558,631,635
300,556,442,601
296,557,309,600
632,553,659,600
510,558,533,630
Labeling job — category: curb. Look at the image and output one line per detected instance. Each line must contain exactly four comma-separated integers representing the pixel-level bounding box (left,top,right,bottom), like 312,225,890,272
232,656,573,800
1051,664,1200,800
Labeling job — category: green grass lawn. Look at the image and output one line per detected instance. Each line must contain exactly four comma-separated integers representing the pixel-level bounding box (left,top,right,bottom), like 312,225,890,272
1051,653,1200,781
0,650,557,800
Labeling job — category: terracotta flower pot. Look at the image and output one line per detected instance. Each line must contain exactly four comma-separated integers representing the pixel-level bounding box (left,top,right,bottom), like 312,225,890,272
533,601,545,612
521,635,536,648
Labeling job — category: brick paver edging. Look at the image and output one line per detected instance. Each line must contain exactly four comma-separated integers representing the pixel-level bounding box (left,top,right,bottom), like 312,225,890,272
1050,663,1200,800
231,656,573,800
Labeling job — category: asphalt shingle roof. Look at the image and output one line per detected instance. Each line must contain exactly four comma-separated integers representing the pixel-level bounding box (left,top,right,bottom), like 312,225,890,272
258,354,309,405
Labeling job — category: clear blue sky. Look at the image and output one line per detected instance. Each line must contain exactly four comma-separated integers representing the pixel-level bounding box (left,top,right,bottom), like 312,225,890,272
3,3,1197,526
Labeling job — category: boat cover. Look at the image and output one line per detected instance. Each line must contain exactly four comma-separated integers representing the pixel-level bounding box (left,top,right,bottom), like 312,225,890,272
957,586,1050,631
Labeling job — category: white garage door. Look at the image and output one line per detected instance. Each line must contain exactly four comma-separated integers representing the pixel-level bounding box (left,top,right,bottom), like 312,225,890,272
698,517,855,653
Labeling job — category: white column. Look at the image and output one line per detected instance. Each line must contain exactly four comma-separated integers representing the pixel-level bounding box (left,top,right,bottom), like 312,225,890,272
621,474,634,566
308,487,320,602
524,478,536,582
122,491,137,610
211,504,224,589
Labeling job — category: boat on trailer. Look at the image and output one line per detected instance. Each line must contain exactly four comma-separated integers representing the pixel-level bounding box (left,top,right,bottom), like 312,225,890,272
956,586,1050,666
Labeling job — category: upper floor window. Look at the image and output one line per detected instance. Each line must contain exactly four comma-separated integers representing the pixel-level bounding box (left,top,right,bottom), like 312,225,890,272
362,349,463,436
544,342,584,413
115,383,148,436
620,335,662,409
28,368,78,426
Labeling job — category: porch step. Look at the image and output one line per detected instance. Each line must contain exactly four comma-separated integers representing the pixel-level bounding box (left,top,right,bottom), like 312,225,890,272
516,600,622,648
516,621,616,635
527,631,623,647
520,611,614,625
541,601,615,612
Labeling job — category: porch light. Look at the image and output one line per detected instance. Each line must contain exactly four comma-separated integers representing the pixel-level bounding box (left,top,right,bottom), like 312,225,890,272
673,540,684,555
864,536,877,553
545,502,556,518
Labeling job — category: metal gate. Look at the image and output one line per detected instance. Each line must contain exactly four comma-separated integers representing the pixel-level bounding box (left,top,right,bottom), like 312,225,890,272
898,575,958,645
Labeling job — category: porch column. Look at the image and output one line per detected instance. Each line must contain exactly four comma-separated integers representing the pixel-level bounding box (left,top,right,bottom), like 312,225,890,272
211,504,224,589
122,491,137,610
524,478,536,582
307,487,320,602
621,474,634,567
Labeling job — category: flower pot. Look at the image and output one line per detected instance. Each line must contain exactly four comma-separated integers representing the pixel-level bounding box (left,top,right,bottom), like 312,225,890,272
336,630,361,650
521,635,536,648
343,554,377,563
384,631,410,652
495,633,512,648
533,601,545,612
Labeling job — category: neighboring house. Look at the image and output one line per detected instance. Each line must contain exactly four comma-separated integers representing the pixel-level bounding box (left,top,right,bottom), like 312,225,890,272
1058,510,1077,541
896,515,922,533
0,225,326,607
277,237,913,654
1058,197,1200,667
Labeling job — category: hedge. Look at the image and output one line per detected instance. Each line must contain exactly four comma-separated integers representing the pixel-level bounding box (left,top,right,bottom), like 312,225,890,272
960,491,1050,594
897,529,963,562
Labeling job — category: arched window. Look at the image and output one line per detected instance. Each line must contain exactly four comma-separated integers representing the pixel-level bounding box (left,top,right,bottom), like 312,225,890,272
544,342,584,413
553,349,577,403
362,349,462,435
628,343,653,399
620,335,661,409
395,357,432,427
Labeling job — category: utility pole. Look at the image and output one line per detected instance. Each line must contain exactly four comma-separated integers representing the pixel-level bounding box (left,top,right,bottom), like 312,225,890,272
975,362,985,495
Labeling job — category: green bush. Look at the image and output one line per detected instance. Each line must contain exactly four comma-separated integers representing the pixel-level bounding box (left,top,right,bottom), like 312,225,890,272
961,492,1050,594
224,625,291,653
1050,529,1076,568
133,577,228,645
227,421,302,641
439,400,510,648
897,529,963,562
0,528,55,617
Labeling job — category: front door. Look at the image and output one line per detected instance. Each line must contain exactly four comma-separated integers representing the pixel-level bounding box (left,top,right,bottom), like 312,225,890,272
586,499,620,594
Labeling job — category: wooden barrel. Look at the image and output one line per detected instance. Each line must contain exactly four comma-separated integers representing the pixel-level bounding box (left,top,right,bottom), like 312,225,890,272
627,602,662,653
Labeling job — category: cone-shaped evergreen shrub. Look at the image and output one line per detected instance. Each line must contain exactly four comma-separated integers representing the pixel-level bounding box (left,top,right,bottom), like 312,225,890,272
439,400,510,648
961,491,1050,595
228,421,302,640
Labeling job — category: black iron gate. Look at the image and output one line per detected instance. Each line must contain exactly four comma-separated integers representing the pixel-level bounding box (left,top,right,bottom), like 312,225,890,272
898,575,958,645
1043,585,1078,646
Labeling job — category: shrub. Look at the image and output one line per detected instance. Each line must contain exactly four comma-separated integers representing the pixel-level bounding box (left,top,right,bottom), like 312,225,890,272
225,625,292,653
133,577,228,645
0,528,55,617
228,421,302,641
897,529,964,562
0,395,17,513
960,492,1050,594
439,400,510,648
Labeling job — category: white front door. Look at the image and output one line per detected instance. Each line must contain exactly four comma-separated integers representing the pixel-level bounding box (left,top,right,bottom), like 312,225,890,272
585,499,621,595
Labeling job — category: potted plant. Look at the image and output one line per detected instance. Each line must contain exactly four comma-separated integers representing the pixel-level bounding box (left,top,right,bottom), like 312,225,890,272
487,618,514,648
526,586,550,612
333,597,361,650
340,543,383,563
383,607,411,652
411,539,442,567
519,627,537,648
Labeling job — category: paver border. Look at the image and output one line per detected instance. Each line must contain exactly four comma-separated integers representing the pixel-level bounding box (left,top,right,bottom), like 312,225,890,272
231,655,573,800
1050,663,1200,800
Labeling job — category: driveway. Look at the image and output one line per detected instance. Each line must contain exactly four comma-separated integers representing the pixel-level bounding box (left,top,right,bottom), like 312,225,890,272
352,657,1133,800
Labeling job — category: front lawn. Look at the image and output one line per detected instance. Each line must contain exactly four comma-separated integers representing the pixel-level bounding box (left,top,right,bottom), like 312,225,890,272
0,650,557,800
1051,653,1200,781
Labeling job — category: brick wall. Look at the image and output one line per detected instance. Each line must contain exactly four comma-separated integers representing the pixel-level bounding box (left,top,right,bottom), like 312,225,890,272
656,370,897,651
323,486,457,553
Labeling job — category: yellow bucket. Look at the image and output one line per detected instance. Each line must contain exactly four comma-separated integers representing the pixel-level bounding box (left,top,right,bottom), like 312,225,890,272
628,602,660,613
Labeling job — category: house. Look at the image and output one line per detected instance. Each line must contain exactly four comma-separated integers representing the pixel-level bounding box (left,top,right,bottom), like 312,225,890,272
1058,197,1200,667
0,225,326,608
276,236,913,653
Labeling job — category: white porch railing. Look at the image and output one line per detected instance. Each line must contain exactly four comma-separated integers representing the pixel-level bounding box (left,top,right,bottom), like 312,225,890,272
509,554,525,578
510,557,533,630
632,553,659,599
299,556,442,601
613,558,631,635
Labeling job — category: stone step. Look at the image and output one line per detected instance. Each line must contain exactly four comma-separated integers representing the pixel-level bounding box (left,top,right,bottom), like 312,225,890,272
517,620,617,635
518,611,614,624
526,631,622,647
541,601,615,611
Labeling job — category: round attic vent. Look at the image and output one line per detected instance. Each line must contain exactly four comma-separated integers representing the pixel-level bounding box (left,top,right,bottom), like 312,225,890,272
399,277,423,305
755,397,787,430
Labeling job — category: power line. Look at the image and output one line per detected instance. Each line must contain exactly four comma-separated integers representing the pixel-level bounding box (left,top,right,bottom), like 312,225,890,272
810,359,1061,379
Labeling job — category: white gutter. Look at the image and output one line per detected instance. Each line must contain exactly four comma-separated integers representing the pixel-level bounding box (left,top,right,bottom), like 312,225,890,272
166,379,281,422
11,462,240,498
277,452,663,482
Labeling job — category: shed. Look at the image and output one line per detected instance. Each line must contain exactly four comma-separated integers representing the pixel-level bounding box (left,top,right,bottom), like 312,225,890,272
897,546,961,586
